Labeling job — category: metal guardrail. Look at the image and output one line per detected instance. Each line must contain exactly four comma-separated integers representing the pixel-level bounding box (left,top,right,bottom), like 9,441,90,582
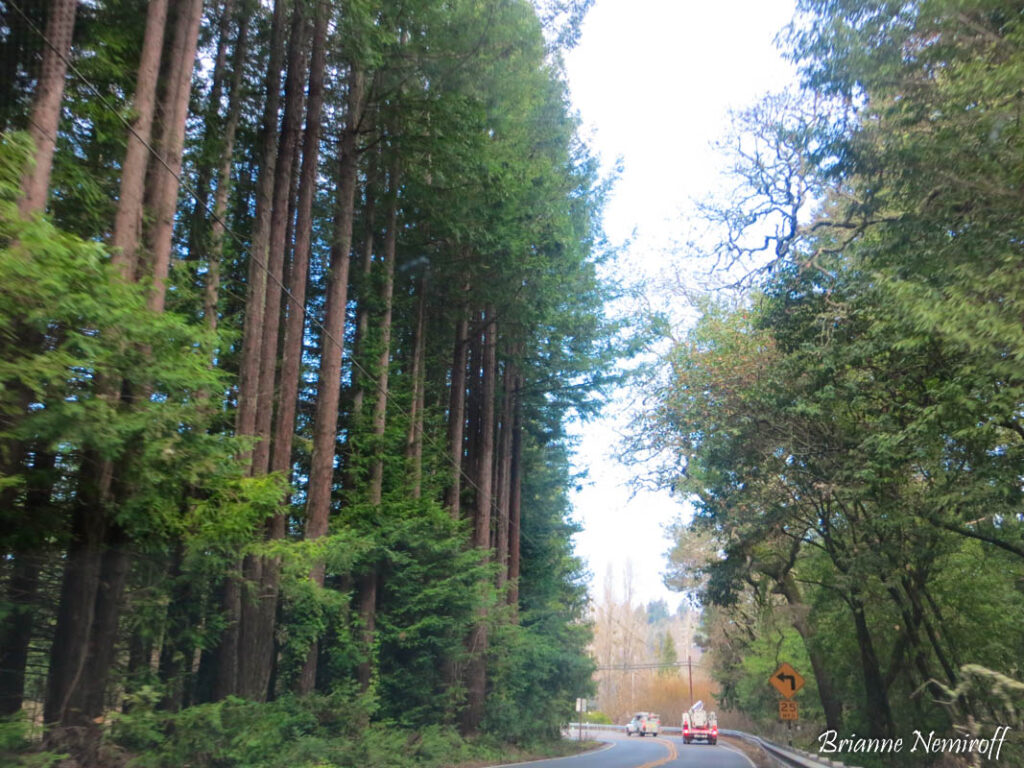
565,724,859,768
566,723,680,734
718,730,860,768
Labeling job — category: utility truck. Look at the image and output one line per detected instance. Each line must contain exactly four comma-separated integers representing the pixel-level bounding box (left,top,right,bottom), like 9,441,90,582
681,701,717,745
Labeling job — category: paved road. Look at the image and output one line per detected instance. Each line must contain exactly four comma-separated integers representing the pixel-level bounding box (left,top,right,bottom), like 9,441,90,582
504,731,756,768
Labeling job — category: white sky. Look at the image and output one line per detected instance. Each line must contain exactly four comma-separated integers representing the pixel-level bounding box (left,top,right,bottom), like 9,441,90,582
564,0,798,611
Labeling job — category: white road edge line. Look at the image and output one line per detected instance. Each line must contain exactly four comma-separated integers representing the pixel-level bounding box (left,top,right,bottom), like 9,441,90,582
482,740,616,768
717,740,758,768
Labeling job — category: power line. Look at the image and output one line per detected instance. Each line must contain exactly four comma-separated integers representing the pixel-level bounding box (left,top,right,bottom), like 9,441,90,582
594,660,702,671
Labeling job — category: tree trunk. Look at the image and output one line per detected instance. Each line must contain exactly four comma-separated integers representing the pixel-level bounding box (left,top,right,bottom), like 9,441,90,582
405,278,426,498
264,20,319,696
272,0,326,483
241,12,312,694
19,0,77,216
203,1,252,331
466,322,483,505
186,0,235,267
80,527,131,718
778,573,842,732
144,0,204,314
213,0,287,702
252,2,310,477
904,577,957,688
212,574,241,700
476,309,497,541
849,593,895,739
157,546,193,711
0,448,54,716
921,584,961,669
111,0,168,280
445,316,469,520
302,60,365,532
236,553,278,700
298,62,366,690
462,308,496,734
0,553,41,716
72,427,142,724
507,369,522,611
355,570,378,692
125,624,153,702
43,467,108,726
235,0,288,450
356,158,399,693
367,159,399,507
303,59,365,545
495,364,513,590
440,315,469,702
349,139,380,429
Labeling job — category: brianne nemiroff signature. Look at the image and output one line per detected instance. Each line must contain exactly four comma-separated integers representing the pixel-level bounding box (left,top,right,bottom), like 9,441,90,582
818,727,1010,760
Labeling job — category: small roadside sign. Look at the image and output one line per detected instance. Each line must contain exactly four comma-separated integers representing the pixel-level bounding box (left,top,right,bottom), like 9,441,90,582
779,700,799,721
769,663,805,699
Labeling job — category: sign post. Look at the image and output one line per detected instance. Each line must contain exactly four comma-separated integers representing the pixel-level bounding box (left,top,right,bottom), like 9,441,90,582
575,698,586,741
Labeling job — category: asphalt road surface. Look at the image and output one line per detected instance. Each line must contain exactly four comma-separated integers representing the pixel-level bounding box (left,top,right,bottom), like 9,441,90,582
505,731,756,768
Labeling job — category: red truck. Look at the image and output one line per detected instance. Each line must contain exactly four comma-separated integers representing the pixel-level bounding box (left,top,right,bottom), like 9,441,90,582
681,702,718,745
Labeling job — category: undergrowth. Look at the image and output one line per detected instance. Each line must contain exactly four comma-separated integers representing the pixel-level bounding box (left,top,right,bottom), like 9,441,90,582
1,694,589,768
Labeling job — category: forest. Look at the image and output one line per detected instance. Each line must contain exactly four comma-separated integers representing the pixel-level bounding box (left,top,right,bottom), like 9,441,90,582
0,0,620,765
637,1,1024,765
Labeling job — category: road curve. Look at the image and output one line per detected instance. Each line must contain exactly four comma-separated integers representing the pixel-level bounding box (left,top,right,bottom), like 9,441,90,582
500,731,755,768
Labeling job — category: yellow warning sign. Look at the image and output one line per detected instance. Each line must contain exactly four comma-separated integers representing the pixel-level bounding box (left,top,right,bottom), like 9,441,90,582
779,700,799,721
769,663,805,699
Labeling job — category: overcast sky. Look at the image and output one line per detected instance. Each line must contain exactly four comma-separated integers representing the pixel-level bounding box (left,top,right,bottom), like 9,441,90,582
563,0,798,611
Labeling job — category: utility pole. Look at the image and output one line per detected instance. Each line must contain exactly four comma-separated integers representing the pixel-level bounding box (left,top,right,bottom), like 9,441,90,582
687,654,694,709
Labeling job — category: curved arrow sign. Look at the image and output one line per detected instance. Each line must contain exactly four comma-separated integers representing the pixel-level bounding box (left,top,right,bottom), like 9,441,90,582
769,662,805,699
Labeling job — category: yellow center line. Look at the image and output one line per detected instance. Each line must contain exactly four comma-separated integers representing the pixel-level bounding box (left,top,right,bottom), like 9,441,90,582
637,737,678,768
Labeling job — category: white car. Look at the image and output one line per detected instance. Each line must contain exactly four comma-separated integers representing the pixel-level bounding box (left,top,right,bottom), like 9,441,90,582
626,712,660,737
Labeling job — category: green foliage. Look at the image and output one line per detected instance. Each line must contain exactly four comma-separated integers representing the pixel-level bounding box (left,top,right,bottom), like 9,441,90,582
96,692,565,768
1,132,238,545
639,2,1024,757
483,616,593,744
482,431,595,743
656,633,677,676
0,715,65,768
109,692,364,768
342,501,491,726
